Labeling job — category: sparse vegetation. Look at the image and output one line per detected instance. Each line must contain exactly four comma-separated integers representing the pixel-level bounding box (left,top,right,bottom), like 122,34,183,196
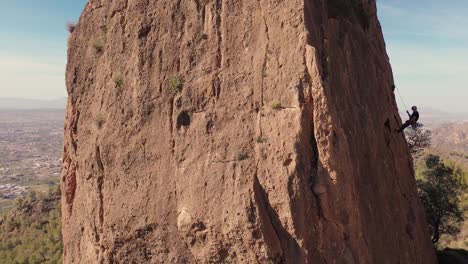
169,76,183,95
92,37,105,53
92,28,107,53
255,136,267,143
271,103,282,110
113,74,123,88
95,113,106,129
405,123,432,158
235,152,248,161
262,67,268,78
101,26,108,41
113,74,124,96
0,188,62,263
66,21,76,33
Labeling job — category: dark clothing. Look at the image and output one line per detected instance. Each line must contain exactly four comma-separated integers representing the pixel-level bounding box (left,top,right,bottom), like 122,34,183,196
410,111,419,122
397,110,420,132
398,120,413,132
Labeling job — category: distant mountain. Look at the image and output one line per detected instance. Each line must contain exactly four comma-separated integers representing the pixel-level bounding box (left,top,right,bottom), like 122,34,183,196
432,122,468,153
419,107,468,128
430,122,468,168
0,98,66,110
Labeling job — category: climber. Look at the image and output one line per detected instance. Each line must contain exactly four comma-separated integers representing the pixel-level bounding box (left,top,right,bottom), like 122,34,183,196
396,106,419,133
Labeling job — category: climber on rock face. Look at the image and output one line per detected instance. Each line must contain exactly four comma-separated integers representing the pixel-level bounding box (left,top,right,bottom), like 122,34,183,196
397,106,419,133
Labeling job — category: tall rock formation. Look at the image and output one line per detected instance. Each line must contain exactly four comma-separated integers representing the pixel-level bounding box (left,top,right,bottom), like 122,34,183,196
62,0,437,263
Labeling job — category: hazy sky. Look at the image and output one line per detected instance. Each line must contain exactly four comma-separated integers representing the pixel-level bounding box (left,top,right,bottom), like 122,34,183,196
0,0,86,100
378,0,468,113
0,0,466,113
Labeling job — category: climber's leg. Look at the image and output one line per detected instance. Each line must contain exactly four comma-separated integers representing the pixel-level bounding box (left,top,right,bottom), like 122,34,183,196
397,121,411,133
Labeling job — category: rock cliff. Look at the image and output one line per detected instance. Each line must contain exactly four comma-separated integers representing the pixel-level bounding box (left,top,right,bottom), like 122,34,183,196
62,0,437,263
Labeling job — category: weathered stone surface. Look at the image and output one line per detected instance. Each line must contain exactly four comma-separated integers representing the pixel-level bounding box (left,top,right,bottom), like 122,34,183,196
62,0,437,263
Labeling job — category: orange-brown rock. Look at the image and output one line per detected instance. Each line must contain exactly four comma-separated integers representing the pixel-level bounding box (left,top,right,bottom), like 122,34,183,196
62,0,437,263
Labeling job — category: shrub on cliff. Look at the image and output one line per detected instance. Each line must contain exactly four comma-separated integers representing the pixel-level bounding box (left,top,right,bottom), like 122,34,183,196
66,21,76,33
169,76,183,95
405,123,431,158
271,103,282,110
113,74,124,88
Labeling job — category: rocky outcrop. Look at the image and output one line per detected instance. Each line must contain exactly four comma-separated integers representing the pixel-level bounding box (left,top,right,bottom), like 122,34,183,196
62,0,437,263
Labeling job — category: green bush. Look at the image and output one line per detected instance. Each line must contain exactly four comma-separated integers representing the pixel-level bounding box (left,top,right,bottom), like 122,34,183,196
235,152,248,161
271,103,282,110
113,74,124,97
95,113,106,129
113,74,123,88
169,76,183,95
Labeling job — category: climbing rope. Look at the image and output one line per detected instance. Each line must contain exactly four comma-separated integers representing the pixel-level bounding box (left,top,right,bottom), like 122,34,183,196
365,44,410,111
395,85,409,110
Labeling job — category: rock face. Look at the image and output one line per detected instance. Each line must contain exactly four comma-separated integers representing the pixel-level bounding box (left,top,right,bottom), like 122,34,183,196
62,0,437,263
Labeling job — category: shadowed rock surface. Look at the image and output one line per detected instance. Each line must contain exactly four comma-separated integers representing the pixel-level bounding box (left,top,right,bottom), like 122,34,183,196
62,0,437,263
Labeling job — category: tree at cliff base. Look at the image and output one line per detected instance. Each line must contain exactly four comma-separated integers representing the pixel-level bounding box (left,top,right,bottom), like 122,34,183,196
417,155,464,244
0,187,62,264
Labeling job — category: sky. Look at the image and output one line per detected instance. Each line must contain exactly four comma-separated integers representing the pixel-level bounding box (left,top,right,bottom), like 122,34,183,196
0,0,87,100
378,0,468,113
0,0,466,113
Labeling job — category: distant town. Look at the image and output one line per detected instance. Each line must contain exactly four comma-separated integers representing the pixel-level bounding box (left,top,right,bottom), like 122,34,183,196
0,109,64,211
